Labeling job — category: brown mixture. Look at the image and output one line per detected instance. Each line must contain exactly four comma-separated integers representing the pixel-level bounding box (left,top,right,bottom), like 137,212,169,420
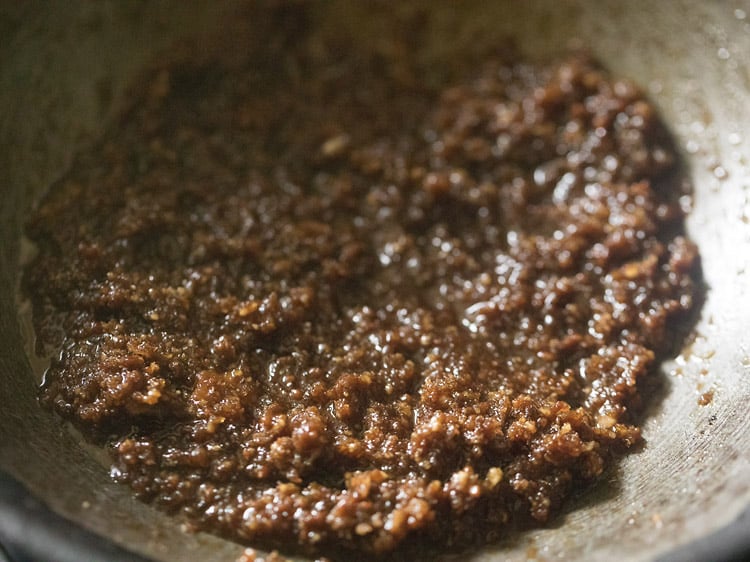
24,16,700,559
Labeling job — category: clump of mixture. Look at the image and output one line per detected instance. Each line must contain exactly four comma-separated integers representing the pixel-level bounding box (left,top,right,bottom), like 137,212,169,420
24,18,700,559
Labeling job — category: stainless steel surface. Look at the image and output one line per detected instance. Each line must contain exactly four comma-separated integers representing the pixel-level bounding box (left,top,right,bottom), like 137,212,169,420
1,2,749,560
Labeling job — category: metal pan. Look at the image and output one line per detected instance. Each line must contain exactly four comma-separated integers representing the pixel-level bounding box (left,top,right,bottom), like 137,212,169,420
1,2,749,560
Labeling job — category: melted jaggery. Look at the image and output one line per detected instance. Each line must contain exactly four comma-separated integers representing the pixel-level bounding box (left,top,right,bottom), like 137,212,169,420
24,24,700,558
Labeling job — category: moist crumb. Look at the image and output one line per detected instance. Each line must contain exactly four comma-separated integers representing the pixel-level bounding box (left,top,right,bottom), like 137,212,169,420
23,14,701,560
698,390,714,406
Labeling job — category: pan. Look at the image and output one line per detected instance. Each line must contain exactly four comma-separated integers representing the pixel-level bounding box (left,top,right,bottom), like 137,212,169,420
1,2,749,560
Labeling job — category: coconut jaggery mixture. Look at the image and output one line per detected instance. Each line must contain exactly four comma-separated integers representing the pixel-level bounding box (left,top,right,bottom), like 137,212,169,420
24,18,700,558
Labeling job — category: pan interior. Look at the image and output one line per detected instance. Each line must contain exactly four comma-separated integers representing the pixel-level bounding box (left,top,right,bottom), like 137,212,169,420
1,2,748,560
